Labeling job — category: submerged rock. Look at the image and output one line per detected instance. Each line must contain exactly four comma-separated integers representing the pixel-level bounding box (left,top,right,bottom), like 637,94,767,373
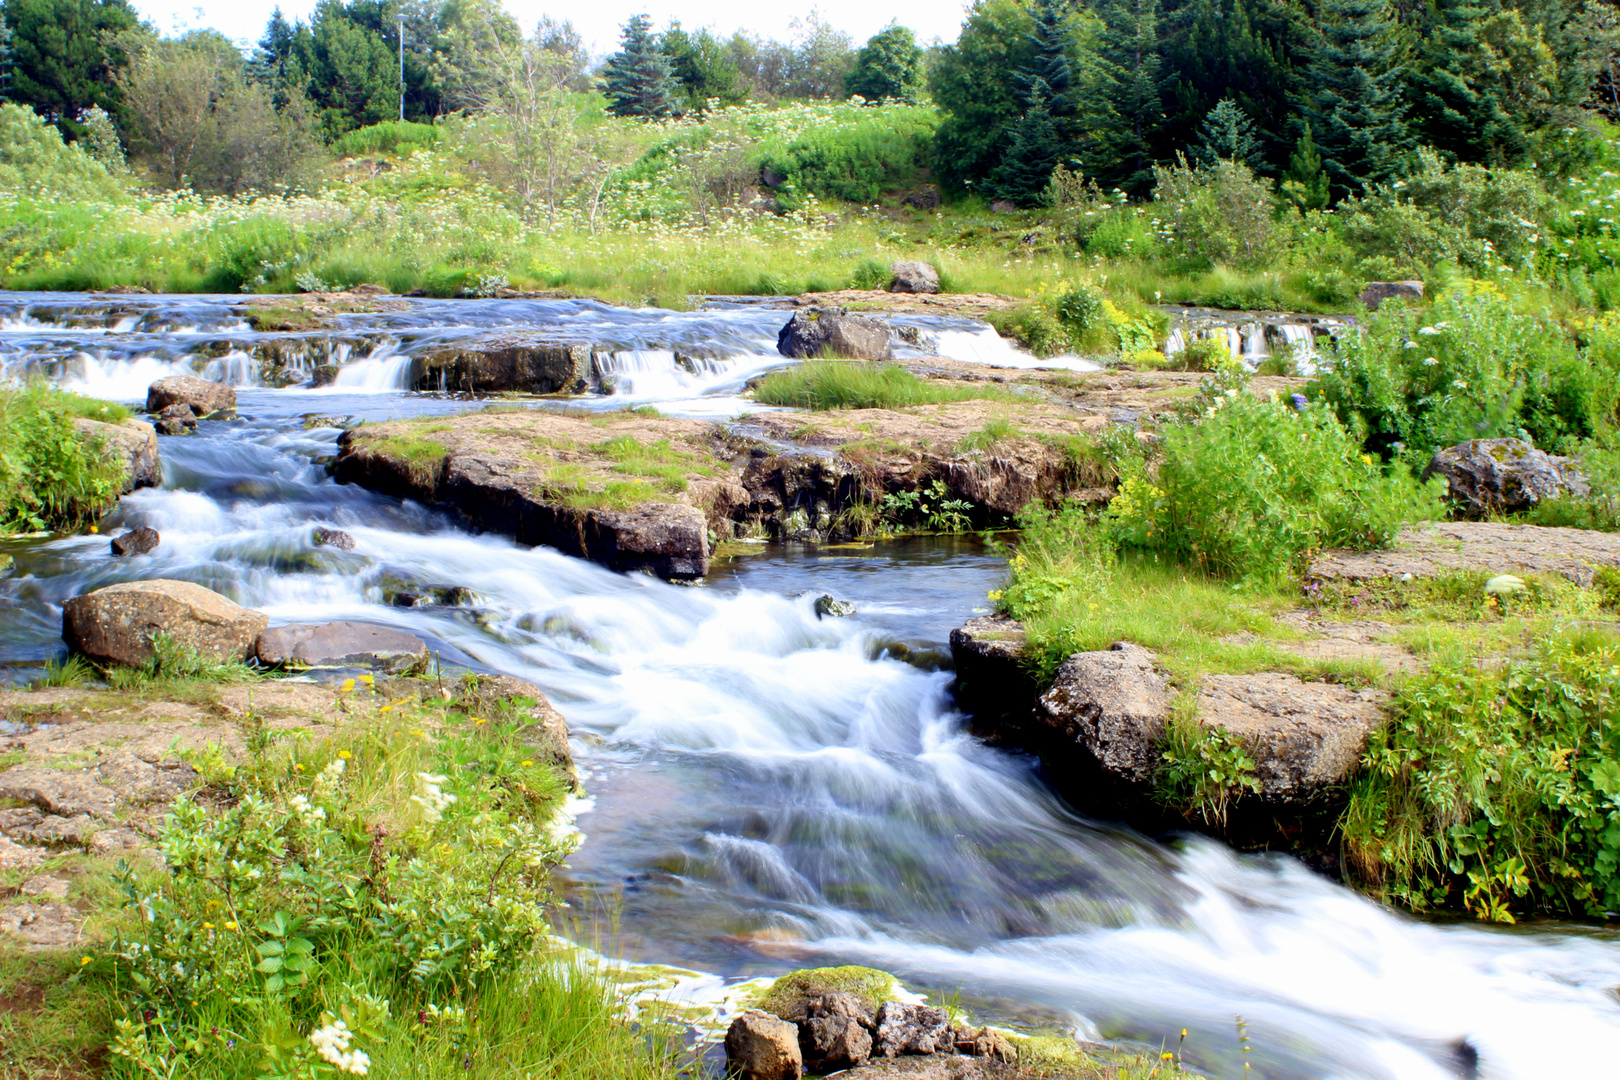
777,307,895,360
814,594,856,618
1422,437,1589,517
254,621,428,672
889,261,941,295
63,579,267,667
726,1009,804,1080
73,417,161,492
410,336,595,394
145,375,236,416
110,527,160,556
312,527,356,551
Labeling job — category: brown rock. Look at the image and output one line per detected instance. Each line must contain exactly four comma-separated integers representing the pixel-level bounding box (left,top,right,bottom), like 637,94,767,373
146,375,236,416
777,307,896,360
841,1056,990,1079
62,579,268,667
73,417,161,492
254,621,428,671
1359,280,1424,311
901,188,941,210
410,336,595,394
989,200,1018,214
726,1009,804,1080
110,527,160,556
1309,522,1620,587
949,615,1037,728
803,1014,873,1072
1422,437,1589,517
1036,643,1173,785
874,1001,952,1057
154,402,198,435
312,527,356,550
889,261,941,295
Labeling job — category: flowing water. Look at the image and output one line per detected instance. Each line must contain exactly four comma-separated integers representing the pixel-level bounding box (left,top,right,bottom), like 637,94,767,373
3,294,1619,1079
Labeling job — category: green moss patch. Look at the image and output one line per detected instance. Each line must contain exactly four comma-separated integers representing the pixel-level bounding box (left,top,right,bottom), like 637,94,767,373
754,965,899,1020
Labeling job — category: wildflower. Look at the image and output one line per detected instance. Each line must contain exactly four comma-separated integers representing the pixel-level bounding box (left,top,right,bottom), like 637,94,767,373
80,956,91,966
1418,326,1441,336
520,760,533,768
310,1020,370,1075
338,750,351,760
1453,380,1468,390
411,772,456,823
1423,356,1439,366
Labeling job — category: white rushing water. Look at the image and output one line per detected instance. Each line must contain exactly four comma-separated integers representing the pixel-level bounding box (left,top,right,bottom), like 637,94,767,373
2,294,1618,1079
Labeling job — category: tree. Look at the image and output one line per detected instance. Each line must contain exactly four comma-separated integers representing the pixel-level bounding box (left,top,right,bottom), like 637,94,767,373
601,13,678,119
992,76,1063,204
1300,0,1410,198
1280,123,1329,209
1,0,139,136
845,23,924,103
0,12,13,99
1090,0,1168,193
929,0,1039,194
535,16,591,92
784,13,854,98
295,0,402,135
1194,97,1263,167
662,23,746,110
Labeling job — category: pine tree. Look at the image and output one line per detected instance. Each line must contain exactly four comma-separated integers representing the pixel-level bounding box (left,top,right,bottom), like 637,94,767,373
1301,0,1410,198
1280,123,1329,209
929,0,1041,195
1022,0,1078,140
1090,0,1168,194
1161,0,1303,170
0,13,12,100
662,24,746,110
992,77,1064,205
3,0,139,134
1194,97,1263,166
602,13,679,119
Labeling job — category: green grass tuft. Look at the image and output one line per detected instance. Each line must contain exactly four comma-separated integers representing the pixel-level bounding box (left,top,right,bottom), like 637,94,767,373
753,362,1011,411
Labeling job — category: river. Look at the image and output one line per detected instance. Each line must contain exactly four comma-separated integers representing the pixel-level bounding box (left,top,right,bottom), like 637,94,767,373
2,292,1618,1079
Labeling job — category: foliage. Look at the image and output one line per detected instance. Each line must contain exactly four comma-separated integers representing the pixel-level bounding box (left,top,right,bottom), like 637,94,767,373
1107,370,1445,581
756,101,938,208
0,102,123,199
877,479,976,533
331,120,442,158
661,24,746,111
102,630,261,689
1193,98,1263,168
1,0,137,138
0,382,129,532
1157,713,1261,826
602,14,679,121
1152,156,1283,270
752,361,1011,410
928,0,1037,195
1344,630,1620,921
844,23,924,105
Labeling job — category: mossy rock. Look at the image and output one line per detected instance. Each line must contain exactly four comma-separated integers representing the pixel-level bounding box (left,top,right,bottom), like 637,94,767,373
755,965,899,1020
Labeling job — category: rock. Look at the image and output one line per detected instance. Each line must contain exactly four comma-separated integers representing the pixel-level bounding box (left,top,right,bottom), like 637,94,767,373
960,1028,1015,1063
0,554,13,575
889,261,941,295
73,418,161,492
312,527,355,550
1036,643,1173,786
777,307,895,361
761,166,787,190
814,594,856,618
392,591,429,608
410,336,595,394
253,621,429,672
1421,438,1589,517
802,1013,873,1072
1359,280,1424,311
989,200,1018,214
949,615,1038,729
1196,674,1388,799
725,1009,804,1080
154,402,197,435
1309,521,1620,587
901,188,941,210
840,1055,990,1079
351,283,390,295
311,364,340,387
62,579,268,667
145,375,236,416
874,1001,952,1057
110,527,159,556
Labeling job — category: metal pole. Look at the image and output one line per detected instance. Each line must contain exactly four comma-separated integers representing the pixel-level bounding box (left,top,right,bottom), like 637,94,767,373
398,15,405,122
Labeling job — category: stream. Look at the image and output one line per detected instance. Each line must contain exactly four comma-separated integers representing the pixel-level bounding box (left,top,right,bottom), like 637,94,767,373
3,293,1620,1079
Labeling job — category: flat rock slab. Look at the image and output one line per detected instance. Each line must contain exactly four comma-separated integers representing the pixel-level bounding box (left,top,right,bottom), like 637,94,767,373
255,621,429,670
1309,522,1620,587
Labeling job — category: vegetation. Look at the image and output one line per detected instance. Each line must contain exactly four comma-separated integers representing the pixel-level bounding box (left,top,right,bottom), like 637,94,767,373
752,361,1013,410
0,382,130,533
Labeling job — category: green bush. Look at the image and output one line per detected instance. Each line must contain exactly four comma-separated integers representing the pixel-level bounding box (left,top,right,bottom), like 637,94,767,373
1345,630,1620,921
753,361,1010,409
331,120,442,158
1108,376,1444,581
1151,157,1285,271
0,103,125,201
1314,291,1620,464
0,384,130,532
760,104,938,207
988,303,1070,357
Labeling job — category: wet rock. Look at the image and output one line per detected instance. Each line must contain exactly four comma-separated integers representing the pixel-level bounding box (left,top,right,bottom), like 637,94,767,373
777,307,895,361
1359,280,1424,311
803,1014,873,1072
73,417,161,492
814,594,856,618
957,1027,1015,1063
1422,438,1589,517
0,554,12,575
411,336,595,394
303,413,352,430
62,579,268,667
254,621,429,672
110,527,159,556
146,375,236,416
949,615,1038,729
311,364,340,387
874,1001,952,1057
726,1009,804,1080
391,591,430,608
889,261,941,295
312,527,355,550
154,402,198,434
1036,643,1172,786
1196,674,1389,800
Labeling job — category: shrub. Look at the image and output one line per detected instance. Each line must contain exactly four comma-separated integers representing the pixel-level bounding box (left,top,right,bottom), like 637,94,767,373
0,384,130,532
1107,379,1445,581
753,361,1011,409
332,120,443,158
1151,156,1285,270
759,103,938,207
0,103,125,201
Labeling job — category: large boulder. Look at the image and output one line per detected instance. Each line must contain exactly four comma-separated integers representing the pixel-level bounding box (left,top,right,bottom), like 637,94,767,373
145,376,236,416
1359,280,1424,311
1036,642,1172,785
410,336,595,394
254,621,428,672
1196,674,1388,800
726,1010,804,1080
72,418,161,492
1422,438,1589,517
777,308,895,361
949,615,1038,729
888,261,940,295
62,580,268,667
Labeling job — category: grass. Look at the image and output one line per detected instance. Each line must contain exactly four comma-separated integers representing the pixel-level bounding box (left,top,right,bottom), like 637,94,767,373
753,362,1013,411
0,383,132,533
958,414,1024,452
372,434,450,484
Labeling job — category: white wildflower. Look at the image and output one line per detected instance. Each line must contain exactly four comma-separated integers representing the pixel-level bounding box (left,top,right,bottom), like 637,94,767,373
410,772,456,823
1423,357,1439,366
1452,379,1468,390
310,1021,370,1074
287,794,325,826
1418,326,1441,336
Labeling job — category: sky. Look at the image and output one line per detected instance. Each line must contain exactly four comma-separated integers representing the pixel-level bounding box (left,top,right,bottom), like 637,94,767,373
134,1,971,56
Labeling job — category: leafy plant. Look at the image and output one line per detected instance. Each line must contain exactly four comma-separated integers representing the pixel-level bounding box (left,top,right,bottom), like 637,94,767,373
0,383,129,533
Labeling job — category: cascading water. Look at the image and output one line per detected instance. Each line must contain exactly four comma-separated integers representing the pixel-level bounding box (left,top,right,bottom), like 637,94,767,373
3,294,1619,1079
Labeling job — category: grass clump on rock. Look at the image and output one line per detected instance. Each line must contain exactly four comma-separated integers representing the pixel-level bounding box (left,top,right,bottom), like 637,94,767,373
753,361,1010,411
755,965,900,1020
0,383,132,532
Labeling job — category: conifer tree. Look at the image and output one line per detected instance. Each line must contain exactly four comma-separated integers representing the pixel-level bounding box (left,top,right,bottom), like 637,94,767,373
602,13,679,119
1300,0,1410,198
992,76,1064,204
0,13,12,99
1162,0,1302,169
1090,0,1167,193
1280,124,1329,209
1195,97,1263,167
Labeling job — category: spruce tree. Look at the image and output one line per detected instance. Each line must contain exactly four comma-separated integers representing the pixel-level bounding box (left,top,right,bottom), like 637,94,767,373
929,0,1041,195
1280,124,1329,209
1301,0,1410,198
1194,97,1263,166
602,13,679,120
1090,0,1167,194
992,77,1064,205
1021,0,1078,141
1408,0,1550,166
0,13,12,100
1161,0,1303,170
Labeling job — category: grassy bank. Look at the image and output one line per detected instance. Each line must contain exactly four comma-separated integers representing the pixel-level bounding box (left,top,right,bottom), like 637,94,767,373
0,384,133,533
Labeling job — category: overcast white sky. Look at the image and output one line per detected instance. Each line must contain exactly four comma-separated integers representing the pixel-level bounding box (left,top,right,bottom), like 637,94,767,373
134,1,971,56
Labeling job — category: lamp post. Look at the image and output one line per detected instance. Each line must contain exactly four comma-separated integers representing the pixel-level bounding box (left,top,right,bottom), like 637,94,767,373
398,15,405,122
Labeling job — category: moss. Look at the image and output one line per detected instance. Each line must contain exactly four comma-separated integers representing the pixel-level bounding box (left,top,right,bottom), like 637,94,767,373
754,965,899,1020
373,435,449,483
246,305,330,332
